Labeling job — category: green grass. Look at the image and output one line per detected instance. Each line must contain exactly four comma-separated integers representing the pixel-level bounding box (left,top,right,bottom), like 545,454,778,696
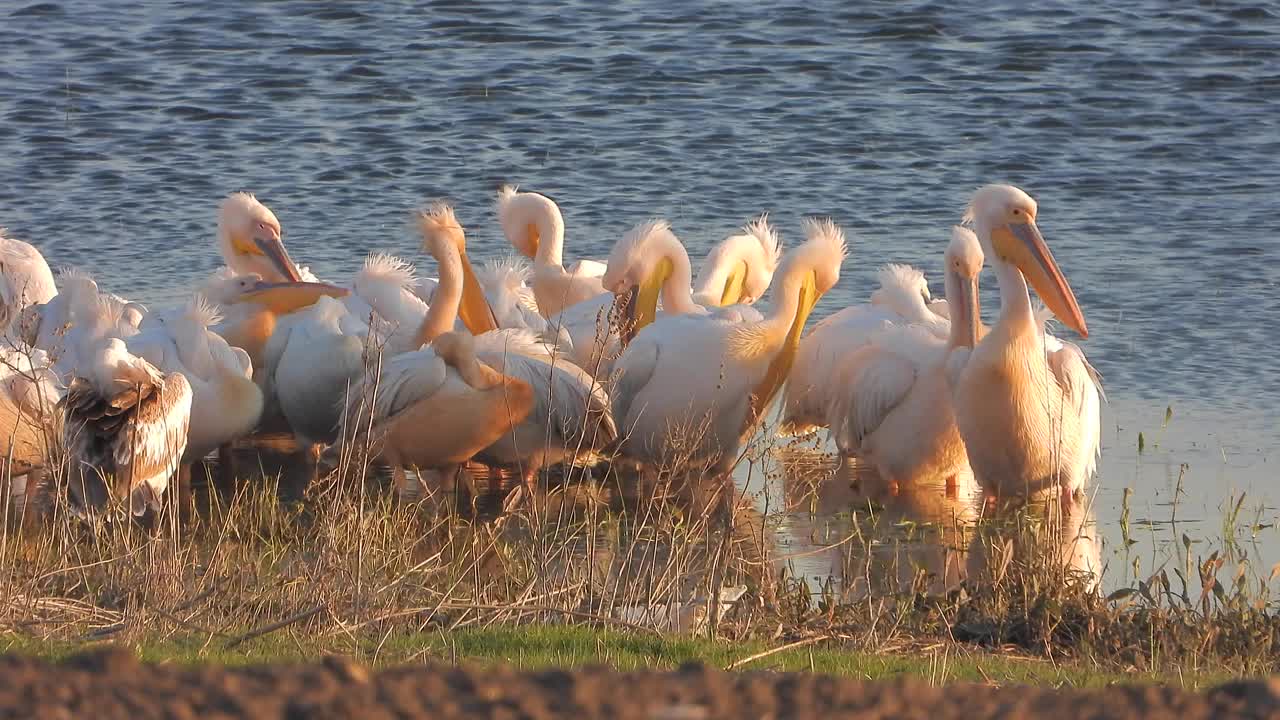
0,625,1239,690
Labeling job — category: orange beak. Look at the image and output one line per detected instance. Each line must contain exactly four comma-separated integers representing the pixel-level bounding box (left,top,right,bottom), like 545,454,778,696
233,281,349,314
992,220,1087,338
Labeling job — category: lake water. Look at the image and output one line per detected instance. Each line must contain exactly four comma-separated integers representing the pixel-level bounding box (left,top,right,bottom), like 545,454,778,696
1,0,1277,594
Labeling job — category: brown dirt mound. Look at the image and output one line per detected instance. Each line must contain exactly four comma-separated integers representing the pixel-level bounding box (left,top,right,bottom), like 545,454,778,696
3,648,1279,719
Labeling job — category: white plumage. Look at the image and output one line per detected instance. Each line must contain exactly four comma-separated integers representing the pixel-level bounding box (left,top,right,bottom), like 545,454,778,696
780,260,948,436
0,230,56,335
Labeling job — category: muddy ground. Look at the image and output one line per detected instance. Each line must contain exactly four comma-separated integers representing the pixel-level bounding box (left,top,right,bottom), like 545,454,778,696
3,648,1279,719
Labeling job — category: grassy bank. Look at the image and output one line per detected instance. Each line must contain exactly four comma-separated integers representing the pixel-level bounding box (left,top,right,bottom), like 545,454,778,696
4,427,1279,689
0,625,1240,690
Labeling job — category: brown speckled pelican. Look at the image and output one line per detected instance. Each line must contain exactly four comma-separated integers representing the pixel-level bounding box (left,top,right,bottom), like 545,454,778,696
63,337,192,517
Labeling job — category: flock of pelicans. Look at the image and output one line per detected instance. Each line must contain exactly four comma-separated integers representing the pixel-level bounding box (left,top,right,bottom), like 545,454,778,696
0,182,1101,521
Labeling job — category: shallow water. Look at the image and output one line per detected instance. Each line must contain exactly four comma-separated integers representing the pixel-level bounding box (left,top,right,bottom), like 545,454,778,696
2,1,1277,593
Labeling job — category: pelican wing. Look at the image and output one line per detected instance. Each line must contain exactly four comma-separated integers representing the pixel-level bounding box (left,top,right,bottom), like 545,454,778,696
361,348,448,424
611,315,753,464
478,347,617,452
122,372,192,515
608,335,659,437
0,235,57,331
277,332,364,444
781,304,897,433
547,292,620,375
63,370,191,515
125,326,182,376
827,346,919,455
1047,340,1103,480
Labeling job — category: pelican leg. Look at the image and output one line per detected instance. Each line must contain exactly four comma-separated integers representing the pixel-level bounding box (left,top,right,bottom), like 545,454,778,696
392,465,412,500
216,443,236,494
176,463,196,523
1059,482,1079,507
521,455,545,492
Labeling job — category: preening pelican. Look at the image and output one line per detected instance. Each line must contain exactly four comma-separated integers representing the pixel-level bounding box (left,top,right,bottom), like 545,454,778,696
781,261,947,436
953,184,1100,501
601,219,770,334
0,347,61,515
0,230,56,334
127,296,263,462
610,219,846,471
351,231,498,340
827,226,984,487
217,192,308,283
244,202,500,448
549,217,775,379
62,337,192,517
350,253,435,355
472,256,548,332
691,215,782,308
497,185,606,318
417,203,617,485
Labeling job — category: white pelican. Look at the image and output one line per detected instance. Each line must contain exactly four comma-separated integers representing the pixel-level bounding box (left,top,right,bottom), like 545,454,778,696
496,185,606,318
0,230,56,335
416,203,617,486
827,226,984,488
691,215,782,308
601,219,772,334
953,184,1100,501
62,337,192,517
217,192,308,283
473,256,548,332
610,219,846,471
366,205,500,337
127,296,264,463
781,261,948,436
0,347,61,515
549,217,774,378
250,201,498,450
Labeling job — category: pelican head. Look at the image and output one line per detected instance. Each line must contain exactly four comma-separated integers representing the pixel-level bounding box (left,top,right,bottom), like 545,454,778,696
792,217,846,297
965,184,1087,337
200,269,265,305
416,202,498,335
496,185,564,263
602,219,679,332
218,192,301,283
739,214,783,302
869,264,931,314
743,217,846,422
692,214,783,307
945,226,984,348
